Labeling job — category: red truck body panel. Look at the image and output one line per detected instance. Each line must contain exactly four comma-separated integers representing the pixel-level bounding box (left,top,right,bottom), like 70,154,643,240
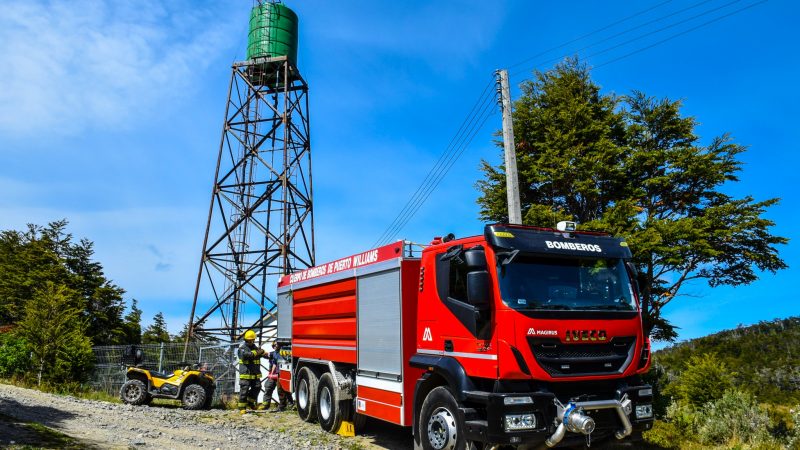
278,242,422,426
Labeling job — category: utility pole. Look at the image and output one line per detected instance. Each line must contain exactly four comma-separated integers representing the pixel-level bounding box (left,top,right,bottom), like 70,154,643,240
496,69,522,224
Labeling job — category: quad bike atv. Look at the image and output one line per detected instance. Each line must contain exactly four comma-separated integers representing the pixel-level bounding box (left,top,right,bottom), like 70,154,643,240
119,345,215,410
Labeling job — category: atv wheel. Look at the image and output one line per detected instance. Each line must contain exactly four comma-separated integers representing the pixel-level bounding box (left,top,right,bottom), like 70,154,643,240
120,379,148,406
182,384,207,410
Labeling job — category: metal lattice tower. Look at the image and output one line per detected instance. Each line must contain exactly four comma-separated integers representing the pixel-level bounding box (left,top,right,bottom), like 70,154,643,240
186,56,314,345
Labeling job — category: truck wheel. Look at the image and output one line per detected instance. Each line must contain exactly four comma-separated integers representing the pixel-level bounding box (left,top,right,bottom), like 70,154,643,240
296,367,319,422
120,379,148,406
420,386,465,450
317,372,343,433
182,384,207,410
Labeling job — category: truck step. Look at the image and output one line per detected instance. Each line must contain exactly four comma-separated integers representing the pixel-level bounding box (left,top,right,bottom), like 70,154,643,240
464,419,488,441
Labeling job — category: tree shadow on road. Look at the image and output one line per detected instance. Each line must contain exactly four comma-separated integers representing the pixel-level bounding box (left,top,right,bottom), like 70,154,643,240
0,397,87,448
0,396,79,429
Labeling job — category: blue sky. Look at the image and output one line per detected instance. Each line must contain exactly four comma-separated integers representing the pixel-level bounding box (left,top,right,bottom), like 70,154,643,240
0,0,796,345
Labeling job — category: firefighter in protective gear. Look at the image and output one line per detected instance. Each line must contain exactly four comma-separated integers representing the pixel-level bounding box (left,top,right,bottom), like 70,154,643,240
237,329,266,411
262,341,294,411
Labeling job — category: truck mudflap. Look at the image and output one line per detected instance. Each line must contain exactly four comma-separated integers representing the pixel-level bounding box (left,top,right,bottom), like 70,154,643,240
461,384,654,447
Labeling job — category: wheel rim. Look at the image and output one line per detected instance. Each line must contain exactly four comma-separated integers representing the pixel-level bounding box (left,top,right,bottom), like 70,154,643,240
427,406,457,450
185,389,198,405
124,384,141,402
298,379,309,410
320,386,332,421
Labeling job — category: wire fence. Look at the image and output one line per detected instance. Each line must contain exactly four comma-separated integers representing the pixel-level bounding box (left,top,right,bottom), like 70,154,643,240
90,342,246,405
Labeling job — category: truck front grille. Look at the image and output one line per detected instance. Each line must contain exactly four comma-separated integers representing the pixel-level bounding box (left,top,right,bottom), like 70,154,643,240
527,336,636,377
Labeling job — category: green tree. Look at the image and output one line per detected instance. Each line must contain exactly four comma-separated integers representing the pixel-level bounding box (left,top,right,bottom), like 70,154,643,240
477,58,787,340
15,282,94,385
39,221,127,345
0,220,127,345
0,226,67,323
477,57,627,226
0,333,31,378
666,353,734,407
123,299,143,345
142,312,170,344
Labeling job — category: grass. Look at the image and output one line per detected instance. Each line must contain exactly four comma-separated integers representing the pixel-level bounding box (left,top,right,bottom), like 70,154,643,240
1,377,121,404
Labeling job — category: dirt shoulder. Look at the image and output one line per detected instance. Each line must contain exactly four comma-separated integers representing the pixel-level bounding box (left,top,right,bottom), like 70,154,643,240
0,383,412,449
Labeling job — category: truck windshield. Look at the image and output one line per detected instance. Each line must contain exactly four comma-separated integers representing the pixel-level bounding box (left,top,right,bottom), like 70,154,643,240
497,255,636,311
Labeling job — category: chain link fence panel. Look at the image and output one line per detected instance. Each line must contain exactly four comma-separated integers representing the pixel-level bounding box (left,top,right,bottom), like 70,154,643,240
90,343,243,405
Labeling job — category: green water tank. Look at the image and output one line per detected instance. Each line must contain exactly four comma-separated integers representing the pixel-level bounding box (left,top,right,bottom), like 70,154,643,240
247,2,299,66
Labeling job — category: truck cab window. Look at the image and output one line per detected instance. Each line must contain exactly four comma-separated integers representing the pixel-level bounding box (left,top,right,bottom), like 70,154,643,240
435,247,491,339
448,254,468,301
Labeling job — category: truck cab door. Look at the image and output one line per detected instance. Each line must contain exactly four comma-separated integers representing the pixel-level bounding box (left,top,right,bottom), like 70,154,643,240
428,245,497,378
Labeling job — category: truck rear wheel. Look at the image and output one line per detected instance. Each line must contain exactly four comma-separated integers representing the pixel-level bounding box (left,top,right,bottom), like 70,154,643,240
317,372,344,433
296,367,319,422
420,386,465,450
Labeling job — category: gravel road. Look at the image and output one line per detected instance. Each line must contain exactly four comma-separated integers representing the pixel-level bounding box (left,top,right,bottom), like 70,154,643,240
0,383,412,449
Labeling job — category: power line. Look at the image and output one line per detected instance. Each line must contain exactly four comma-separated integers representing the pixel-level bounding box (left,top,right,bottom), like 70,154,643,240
507,0,675,71
511,0,744,77
371,76,496,247
594,0,767,68
373,81,497,247
376,97,498,246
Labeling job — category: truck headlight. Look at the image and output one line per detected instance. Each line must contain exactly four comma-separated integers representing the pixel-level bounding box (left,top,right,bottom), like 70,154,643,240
503,396,533,405
504,413,537,431
635,404,653,419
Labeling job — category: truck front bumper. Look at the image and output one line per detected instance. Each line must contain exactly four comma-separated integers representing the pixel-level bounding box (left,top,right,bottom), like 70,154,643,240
462,383,654,446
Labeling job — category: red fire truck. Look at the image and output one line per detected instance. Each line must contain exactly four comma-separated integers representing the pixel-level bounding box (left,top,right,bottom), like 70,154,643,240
275,223,653,449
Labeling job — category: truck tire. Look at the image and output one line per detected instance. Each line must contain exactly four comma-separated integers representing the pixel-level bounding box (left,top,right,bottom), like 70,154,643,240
120,379,148,406
317,372,344,433
420,386,466,450
296,367,319,422
182,384,207,410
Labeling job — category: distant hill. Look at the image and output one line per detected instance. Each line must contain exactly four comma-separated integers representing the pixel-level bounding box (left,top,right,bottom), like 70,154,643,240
653,317,800,405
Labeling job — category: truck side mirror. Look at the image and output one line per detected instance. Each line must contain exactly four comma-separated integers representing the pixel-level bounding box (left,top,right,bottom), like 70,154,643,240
466,270,490,307
464,246,487,270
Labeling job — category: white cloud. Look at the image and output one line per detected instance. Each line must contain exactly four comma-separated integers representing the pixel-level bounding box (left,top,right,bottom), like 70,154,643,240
0,0,238,137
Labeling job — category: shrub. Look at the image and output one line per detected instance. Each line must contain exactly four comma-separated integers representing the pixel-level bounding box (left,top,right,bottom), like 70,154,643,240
0,333,31,378
666,400,698,433
666,353,734,407
696,390,771,446
788,407,800,449
642,420,682,449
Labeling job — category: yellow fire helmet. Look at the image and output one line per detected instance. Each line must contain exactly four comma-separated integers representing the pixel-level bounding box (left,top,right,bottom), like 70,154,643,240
243,330,256,341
